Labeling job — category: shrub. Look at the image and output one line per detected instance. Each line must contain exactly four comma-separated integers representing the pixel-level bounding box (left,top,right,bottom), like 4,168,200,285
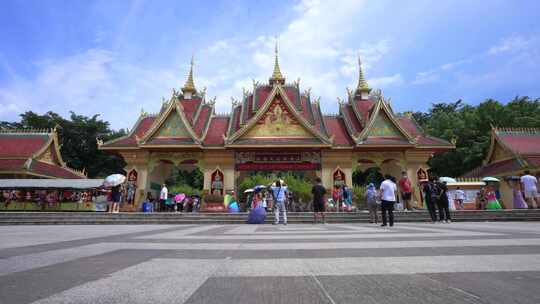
353,185,367,210
169,184,201,197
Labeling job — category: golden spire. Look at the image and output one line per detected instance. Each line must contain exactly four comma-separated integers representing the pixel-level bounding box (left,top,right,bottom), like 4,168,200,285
269,39,285,85
182,55,196,94
355,56,371,95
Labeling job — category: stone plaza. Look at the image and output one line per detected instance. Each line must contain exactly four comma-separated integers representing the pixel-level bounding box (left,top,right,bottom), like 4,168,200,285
2,222,540,303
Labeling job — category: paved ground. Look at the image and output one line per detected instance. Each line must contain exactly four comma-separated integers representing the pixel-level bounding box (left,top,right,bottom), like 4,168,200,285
2,222,540,304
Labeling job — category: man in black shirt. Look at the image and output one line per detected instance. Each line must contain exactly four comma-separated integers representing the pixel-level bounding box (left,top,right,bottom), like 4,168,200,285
312,177,327,224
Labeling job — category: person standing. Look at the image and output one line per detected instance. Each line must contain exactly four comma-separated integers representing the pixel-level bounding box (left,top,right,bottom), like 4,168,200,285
312,177,327,224
454,186,465,210
159,184,168,212
271,180,288,225
365,183,379,224
423,176,439,223
521,170,539,209
111,185,121,213
437,181,452,223
379,175,397,227
398,172,414,210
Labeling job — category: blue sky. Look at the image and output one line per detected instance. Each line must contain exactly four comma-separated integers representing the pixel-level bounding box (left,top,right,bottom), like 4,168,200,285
1,0,539,129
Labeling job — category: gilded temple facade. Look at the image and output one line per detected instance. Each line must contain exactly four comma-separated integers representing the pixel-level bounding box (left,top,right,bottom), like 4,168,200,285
99,49,453,206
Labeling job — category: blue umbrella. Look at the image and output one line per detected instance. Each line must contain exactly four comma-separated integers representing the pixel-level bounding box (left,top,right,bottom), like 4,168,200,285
247,207,266,224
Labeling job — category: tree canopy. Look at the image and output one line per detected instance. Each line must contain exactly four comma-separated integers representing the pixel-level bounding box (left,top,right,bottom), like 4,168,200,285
412,96,540,177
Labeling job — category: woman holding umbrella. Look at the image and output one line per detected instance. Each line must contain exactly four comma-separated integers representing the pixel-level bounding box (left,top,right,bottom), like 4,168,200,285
103,174,126,213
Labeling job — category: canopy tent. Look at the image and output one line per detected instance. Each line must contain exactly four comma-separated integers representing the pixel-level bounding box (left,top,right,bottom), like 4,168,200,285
0,179,104,190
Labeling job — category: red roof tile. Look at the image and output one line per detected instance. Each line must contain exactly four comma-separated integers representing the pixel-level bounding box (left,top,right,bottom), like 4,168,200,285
204,117,229,146
324,116,354,146
0,159,27,171
463,159,523,178
353,99,375,123
30,160,84,179
396,116,422,137
179,98,202,123
342,104,362,134
0,134,49,157
134,116,156,138
0,159,83,179
254,86,272,110
498,134,540,156
193,106,211,137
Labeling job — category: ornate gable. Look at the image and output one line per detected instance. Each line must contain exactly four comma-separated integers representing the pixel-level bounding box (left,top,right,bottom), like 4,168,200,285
227,86,331,146
243,98,313,138
366,110,405,138
357,99,414,145
154,109,190,138
141,100,201,146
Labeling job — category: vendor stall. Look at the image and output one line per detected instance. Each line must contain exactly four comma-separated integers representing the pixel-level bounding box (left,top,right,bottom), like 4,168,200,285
0,179,105,211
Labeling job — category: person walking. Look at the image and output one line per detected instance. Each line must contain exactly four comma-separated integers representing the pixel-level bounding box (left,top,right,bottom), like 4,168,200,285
311,177,327,224
437,181,452,223
365,183,379,224
379,175,397,227
521,170,539,209
423,176,439,223
271,180,288,225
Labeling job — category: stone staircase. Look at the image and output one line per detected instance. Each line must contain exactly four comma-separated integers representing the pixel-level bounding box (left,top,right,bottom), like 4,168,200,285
2,210,540,225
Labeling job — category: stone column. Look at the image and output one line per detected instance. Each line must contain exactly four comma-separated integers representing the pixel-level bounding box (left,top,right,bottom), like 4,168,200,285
321,150,353,188
405,150,432,209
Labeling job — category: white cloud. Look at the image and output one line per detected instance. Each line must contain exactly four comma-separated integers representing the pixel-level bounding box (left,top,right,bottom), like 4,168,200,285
0,48,181,128
412,70,440,85
488,35,532,55
370,74,404,87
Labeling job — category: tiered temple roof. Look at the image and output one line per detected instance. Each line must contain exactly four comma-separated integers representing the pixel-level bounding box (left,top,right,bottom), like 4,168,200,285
0,128,86,179
464,127,540,177
100,49,453,152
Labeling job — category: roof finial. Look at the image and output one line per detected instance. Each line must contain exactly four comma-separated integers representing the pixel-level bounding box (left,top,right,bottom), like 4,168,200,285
269,37,285,85
182,54,197,95
355,55,371,97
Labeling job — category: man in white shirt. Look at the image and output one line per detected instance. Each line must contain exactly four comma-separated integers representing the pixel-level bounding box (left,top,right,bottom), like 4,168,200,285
521,170,539,209
379,175,397,227
159,184,168,212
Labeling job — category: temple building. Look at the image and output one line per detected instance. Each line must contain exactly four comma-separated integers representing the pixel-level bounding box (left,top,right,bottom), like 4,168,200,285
464,127,540,208
99,48,453,206
0,128,86,179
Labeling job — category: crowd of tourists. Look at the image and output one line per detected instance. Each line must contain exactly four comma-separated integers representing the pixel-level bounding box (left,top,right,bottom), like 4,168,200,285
139,184,201,213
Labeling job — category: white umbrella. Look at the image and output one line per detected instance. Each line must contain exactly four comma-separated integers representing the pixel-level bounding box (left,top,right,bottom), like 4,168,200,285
244,188,254,193
103,174,126,187
439,176,457,183
482,177,500,182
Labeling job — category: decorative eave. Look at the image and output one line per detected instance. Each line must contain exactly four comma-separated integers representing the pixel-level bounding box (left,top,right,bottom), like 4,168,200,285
356,97,415,145
338,103,361,142
98,112,157,150
225,85,332,146
199,104,217,144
